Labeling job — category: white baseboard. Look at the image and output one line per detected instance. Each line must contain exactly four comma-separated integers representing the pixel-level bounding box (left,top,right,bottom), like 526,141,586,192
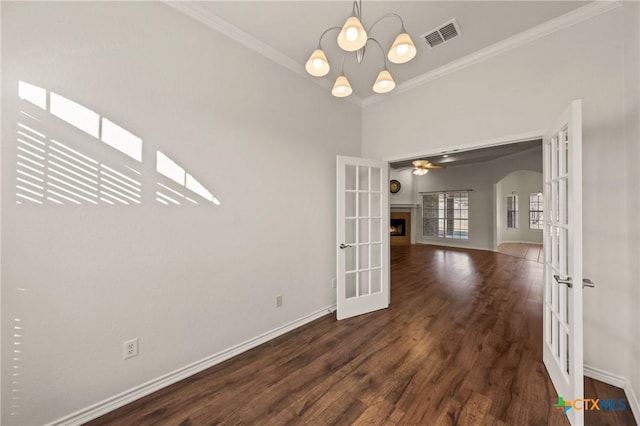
625,380,640,425
584,364,627,388
584,364,639,423
498,240,543,245
47,305,336,426
416,241,489,252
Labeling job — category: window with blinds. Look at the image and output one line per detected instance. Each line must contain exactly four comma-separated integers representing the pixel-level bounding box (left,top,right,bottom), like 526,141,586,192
507,194,518,229
529,193,544,230
422,191,469,240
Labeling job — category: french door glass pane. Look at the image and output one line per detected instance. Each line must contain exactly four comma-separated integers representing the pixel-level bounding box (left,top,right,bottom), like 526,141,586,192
346,219,356,244
346,192,356,217
370,167,381,191
371,268,381,293
346,165,357,190
547,304,553,345
358,166,369,191
562,179,569,225
359,271,370,296
370,219,381,243
371,243,381,268
371,193,381,217
346,272,357,299
345,247,356,271
564,132,569,176
358,192,369,217
359,219,369,243
552,138,557,178
358,245,369,269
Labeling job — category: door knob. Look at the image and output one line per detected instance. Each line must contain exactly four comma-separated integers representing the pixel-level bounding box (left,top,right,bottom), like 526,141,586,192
553,274,573,288
339,243,352,249
553,275,596,289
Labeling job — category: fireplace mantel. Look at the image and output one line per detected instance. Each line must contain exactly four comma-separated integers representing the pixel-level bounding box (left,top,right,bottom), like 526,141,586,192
390,203,419,209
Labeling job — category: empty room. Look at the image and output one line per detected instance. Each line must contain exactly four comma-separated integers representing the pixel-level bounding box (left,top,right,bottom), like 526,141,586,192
1,1,639,425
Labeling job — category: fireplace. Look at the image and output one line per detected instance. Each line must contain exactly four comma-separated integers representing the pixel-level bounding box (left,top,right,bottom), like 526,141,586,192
390,218,406,236
390,211,411,245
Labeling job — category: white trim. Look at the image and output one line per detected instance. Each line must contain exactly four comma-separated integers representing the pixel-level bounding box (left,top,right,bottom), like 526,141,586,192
416,241,488,252
362,1,622,107
163,1,363,107
498,240,543,245
382,130,545,163
390,203,419,209
584,365,640,423
163,1,619,110
584,364,626,388
46,305,336,426
625,380,640,424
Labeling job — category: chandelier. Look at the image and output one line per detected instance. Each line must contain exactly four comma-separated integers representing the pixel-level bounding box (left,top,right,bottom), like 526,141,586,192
304,0,417,98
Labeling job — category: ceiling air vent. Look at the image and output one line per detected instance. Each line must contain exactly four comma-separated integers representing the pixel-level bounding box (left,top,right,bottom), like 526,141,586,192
422,19,462,48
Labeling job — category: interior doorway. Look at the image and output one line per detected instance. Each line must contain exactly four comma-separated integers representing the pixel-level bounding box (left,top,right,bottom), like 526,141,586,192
494,169,544,261
388,134,543,253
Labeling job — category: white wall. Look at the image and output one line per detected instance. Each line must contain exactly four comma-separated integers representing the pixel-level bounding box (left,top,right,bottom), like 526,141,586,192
389,169,415,206
363,4,638,404
623,0,640,409
0,2,361,425
496,170,543,245
415,147,541,251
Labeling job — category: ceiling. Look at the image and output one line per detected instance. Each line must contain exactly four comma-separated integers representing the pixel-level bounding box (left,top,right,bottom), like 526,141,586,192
193,1,588,99
390,139,542,169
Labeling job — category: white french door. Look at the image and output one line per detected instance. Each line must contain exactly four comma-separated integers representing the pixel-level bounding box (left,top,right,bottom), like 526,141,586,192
336,156,389,320
543,100,588,425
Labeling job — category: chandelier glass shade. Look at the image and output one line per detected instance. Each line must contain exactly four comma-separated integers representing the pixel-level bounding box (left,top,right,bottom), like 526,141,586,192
373,70,395,93
388,33,417,64
305,0,416,98
337,16,368,51
332,75,353,97
305,49,330,77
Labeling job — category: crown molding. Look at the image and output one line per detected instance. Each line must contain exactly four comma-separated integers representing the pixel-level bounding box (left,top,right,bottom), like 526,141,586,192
362,0,622,107
164,0,619,110
164,1,363,107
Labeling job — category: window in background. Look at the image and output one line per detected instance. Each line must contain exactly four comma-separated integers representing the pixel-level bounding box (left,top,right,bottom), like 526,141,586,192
422,191,469,240
529,193,544,229
507,194,518,229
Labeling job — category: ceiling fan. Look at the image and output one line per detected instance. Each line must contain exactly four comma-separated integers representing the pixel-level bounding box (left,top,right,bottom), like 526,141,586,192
411,160,445,175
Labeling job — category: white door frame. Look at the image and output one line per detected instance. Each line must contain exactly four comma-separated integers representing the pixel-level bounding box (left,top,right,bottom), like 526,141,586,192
382,130,545,165
383,131,546,254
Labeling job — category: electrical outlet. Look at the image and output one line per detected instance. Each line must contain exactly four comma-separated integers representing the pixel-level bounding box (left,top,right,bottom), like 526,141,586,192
332,278,337,289
276,295,283,308
123,338,138,360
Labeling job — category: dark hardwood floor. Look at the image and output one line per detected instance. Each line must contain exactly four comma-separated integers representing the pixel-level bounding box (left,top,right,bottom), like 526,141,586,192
497,242,544,264
87,245,635,426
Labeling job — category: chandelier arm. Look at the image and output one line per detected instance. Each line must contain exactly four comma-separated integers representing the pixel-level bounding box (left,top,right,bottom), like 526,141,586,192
367,37,389,69
366,12,405,35
316,26,341,49
352,0,362,19
341,52,347,75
